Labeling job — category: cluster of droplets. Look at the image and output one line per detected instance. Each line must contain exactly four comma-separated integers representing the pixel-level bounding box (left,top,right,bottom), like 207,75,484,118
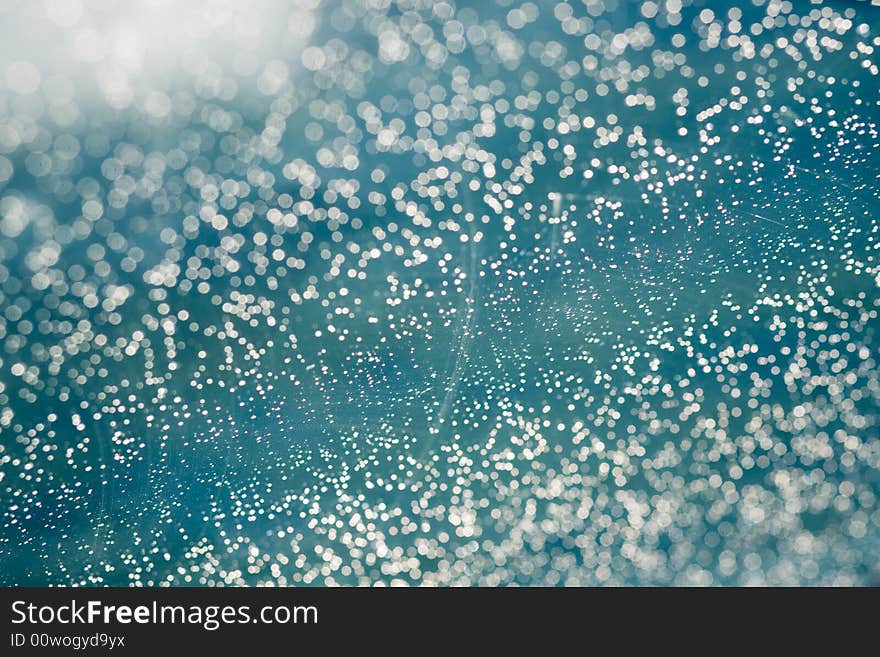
1,0,879,585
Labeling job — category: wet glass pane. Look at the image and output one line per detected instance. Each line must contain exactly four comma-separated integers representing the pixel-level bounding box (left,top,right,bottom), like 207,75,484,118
1,0,879,586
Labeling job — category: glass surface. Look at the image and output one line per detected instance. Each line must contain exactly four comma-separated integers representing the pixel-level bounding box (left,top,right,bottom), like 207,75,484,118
0,0,878,586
